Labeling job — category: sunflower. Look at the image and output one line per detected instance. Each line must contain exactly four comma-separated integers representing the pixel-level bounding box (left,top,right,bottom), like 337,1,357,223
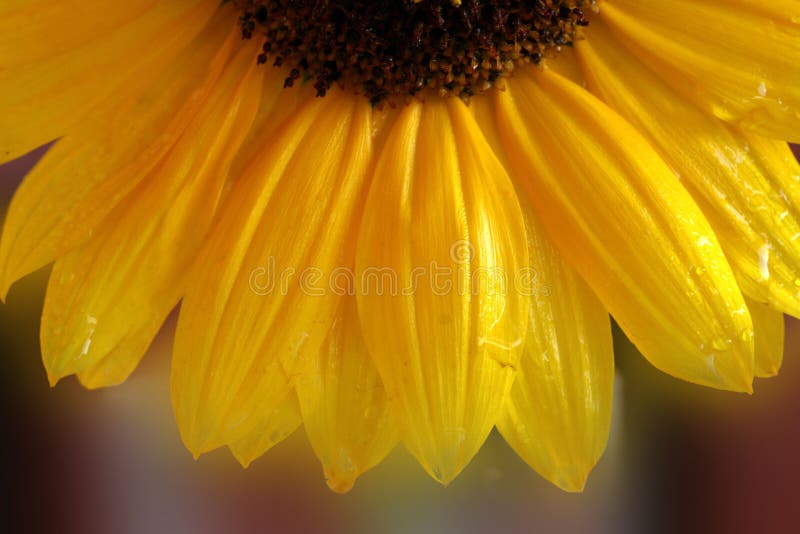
1,0,799,493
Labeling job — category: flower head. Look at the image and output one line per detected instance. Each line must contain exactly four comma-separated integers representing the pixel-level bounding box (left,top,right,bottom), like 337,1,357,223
1,0,798,492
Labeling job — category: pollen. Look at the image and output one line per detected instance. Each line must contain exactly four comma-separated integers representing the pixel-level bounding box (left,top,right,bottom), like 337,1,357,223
233,0,590,104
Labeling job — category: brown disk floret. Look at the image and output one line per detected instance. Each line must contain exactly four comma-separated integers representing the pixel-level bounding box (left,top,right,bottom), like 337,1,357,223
232,0,590,105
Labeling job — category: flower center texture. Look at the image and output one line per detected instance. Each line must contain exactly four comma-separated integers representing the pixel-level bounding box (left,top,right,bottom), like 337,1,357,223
233,0,591,104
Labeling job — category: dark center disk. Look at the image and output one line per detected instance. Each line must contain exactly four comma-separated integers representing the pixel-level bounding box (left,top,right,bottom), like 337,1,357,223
233,0,590,105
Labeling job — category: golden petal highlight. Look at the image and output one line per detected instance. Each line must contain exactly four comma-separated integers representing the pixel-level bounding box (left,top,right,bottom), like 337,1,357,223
0,11,239,297
492,67,754,392
356,98,528,484
600,0,800,142
0,0,223,164
576,20,800,318
297,298,398,493
498,199,614,493
42,43,265,388
171,91,374,456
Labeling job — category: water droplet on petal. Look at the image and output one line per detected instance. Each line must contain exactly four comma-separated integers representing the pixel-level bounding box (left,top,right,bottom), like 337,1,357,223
711,337,732,352
758,244,771,280
741,329,754,344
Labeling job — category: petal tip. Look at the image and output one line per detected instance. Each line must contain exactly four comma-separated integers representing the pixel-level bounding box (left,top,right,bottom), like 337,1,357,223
723,379,754,395
412,436,486,486
698,345,755,394
46,372,62,388
229,448,254,469
755,366,780,379
76,370,122,390
177,424,220,461
549,466,591,493
0,271,15,303
187,444,207,462
43,357,76,389
726,370,755,395
324,469,358,494
720,373,754,395
425,461,465,487
0,248,27,300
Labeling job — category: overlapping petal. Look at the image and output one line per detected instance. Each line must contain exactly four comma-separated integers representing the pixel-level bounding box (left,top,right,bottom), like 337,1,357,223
0,9,238,296
356,98,528,483
748,298,785,378
0,0,222,164
41,42,265,388
576,21,800,318
298,298,398,493
600,0,800,142
228,395,303,468
492,67,754,392
498,199,614,492
172,91,375,455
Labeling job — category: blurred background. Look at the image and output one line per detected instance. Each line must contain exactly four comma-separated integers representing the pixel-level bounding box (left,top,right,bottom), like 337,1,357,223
2,148,799,534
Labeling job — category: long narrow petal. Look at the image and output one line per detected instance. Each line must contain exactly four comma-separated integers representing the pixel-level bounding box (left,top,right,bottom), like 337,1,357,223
0,10,237,297
498,199,614,493
172,91,374,456
356,98,528,484
576,21,800,318
492,67,754,392
41,43,265,388
747,298,785,378
599,0,800,142
297,298,398,493
0,0,221,164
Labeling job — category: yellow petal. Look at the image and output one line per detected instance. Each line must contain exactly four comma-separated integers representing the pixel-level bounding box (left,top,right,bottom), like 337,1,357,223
543,47,585,86
498,199,614,493
492,67,754,392
576,20,800,318
0,11,238,297
747,298,785,378
356,98,528,484
0,0,158,69
172,92,374,456
297,298,398,493
717,0,800,21
41,44,264,388
599,0,800,142
0,0,222,164
228,395,302,468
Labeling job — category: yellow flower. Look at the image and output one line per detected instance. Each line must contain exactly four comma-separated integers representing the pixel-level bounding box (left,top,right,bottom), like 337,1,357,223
1,0,798,492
